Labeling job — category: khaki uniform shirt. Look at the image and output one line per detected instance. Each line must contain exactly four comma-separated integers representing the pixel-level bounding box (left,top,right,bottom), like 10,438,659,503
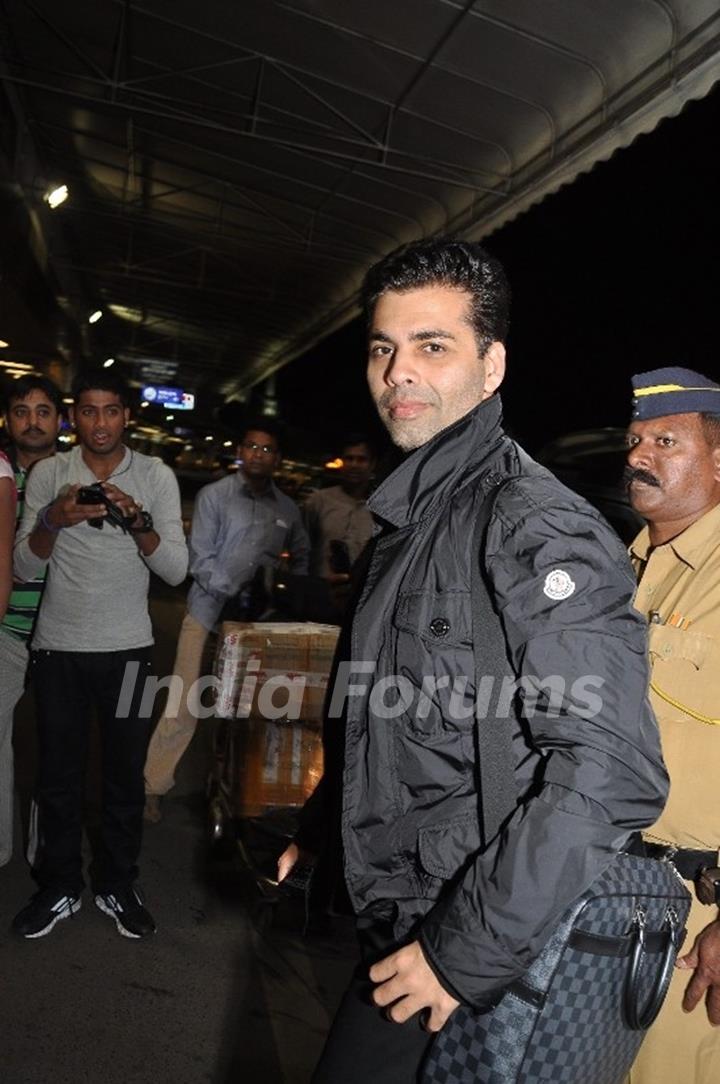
630,501,720,851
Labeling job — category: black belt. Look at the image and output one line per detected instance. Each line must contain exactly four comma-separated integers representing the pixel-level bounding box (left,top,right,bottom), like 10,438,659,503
627,833,717,880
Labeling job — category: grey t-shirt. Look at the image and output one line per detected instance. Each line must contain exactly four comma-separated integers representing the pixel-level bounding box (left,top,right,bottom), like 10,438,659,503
14,445,188,651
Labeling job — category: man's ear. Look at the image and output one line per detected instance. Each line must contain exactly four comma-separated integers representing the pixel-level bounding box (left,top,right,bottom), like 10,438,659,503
69,406,76,429
712,444,720,483
123,407,130,429
481,342,506,400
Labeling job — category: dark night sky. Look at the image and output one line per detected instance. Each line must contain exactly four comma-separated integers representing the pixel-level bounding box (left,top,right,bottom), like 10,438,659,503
276,81,720,457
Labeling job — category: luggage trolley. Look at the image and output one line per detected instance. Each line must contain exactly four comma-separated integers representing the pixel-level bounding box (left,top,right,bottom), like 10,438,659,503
207,621,340,915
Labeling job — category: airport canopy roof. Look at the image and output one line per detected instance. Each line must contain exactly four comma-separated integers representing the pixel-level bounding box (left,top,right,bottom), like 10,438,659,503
1,0,718,401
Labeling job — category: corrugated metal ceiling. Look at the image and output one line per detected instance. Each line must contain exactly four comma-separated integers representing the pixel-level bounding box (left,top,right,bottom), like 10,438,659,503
0,0,718,403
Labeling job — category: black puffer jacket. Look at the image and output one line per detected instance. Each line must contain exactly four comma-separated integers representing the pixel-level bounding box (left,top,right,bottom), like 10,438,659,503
299,395,668,1008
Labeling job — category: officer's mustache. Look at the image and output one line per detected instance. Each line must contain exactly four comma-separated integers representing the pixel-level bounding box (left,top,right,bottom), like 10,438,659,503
22,427,45,436
623,466,660,488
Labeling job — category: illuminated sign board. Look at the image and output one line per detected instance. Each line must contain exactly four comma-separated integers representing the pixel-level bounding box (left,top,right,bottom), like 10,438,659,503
141,385,195,410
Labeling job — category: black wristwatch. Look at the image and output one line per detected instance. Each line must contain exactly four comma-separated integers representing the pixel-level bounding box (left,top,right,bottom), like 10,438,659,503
129,510,154,534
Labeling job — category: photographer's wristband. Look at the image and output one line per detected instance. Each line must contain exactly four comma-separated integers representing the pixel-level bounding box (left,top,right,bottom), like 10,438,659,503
39,503,62,533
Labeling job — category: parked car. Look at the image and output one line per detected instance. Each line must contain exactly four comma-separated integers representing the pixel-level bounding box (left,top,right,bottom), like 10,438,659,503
537,428,643,545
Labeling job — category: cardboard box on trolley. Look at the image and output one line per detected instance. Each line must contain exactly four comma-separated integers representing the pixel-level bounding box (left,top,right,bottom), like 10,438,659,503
212,622,340,817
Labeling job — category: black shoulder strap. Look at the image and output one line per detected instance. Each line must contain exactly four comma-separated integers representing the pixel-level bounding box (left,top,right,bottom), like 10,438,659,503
471,477,518,845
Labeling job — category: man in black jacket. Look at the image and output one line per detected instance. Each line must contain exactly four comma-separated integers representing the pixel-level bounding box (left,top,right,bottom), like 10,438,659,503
279,239,668,1082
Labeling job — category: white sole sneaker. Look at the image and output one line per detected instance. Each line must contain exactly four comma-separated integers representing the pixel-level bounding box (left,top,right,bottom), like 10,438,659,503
94,894,145,939
24,896,82,939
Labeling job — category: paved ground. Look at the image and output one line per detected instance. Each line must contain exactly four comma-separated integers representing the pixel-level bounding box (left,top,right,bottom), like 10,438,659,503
0,582,357,1084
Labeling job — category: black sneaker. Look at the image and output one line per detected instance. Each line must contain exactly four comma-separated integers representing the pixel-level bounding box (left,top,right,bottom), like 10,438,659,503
94,887,156,939
12,888,82,938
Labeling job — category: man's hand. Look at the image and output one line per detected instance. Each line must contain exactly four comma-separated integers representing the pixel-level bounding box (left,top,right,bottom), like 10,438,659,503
277,842,314,883
100,482,144,530
678,917,720,1024
369,941,459,1031
42,484,107,530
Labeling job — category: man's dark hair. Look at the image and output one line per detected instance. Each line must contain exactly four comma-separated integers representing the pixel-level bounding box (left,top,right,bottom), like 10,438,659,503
362,237,511,355
700,413,720,447
72,369,132,408
240,417,283,450
3,374,64,415
341,434,376,460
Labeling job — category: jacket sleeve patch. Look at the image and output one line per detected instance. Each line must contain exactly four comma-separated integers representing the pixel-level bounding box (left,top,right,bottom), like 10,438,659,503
543,568,576,601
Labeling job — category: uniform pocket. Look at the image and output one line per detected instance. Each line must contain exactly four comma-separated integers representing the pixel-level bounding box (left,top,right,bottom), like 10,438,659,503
648,624,709,668
648,624,720,723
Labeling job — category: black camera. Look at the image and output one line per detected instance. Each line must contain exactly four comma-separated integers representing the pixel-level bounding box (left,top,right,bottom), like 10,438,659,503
76,483,136,533
328,539,351,575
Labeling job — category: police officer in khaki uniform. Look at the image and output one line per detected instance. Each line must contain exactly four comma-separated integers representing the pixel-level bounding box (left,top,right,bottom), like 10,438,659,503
625,367,720,1084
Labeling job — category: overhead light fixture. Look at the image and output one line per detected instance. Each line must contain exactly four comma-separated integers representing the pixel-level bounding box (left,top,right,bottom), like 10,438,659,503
88,310,103,324
45,184,69,209
0,339,9,349
205,435,213,442
103,357,115,368
325,458,344,470
140,401,149,408
0,359,34,370
223,440,232,447
165,414,174,421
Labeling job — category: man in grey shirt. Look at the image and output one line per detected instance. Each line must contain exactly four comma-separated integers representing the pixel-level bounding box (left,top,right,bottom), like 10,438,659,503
12,370,188,940
143,419,309,822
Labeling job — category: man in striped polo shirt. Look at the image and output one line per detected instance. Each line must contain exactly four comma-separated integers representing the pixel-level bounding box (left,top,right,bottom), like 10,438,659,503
0,375,63,866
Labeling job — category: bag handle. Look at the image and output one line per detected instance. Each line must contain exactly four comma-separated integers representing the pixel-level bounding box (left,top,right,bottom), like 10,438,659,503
623,905,683,1030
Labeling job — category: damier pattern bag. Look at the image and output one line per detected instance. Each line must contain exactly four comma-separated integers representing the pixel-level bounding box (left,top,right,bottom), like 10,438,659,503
421,852,690,1084
421,474,691,1084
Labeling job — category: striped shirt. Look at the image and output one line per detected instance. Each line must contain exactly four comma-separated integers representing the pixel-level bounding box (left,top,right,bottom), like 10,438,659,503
1,452,46,643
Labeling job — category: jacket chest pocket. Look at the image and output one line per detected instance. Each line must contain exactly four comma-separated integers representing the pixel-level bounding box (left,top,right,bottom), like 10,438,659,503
392,589,476,735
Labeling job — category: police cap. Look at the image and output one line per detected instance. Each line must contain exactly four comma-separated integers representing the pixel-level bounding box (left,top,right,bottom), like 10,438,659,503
630,366,720,420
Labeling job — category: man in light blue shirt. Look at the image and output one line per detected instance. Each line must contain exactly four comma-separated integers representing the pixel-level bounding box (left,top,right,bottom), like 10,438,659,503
143,420,309,820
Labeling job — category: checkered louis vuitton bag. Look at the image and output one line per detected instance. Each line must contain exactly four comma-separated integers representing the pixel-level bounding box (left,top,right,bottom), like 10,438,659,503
420,477,692,1084
421,852,691,1084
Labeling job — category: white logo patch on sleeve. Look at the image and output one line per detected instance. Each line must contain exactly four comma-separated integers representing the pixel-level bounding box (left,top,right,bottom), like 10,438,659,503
543,568,576,601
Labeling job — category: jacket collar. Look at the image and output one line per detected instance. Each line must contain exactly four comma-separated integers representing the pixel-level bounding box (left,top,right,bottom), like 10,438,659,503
368,395,506,528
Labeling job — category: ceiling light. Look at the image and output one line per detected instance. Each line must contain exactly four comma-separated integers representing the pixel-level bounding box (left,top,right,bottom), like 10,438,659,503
103,357,115,368
62,397,73,404
45,184,69,209
140,401,148,408
223,440,232,447
107,303,144,325
88,310,103,324
205,435,213,441
0,339,9,348
0,359,33,370
165,414,174,421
